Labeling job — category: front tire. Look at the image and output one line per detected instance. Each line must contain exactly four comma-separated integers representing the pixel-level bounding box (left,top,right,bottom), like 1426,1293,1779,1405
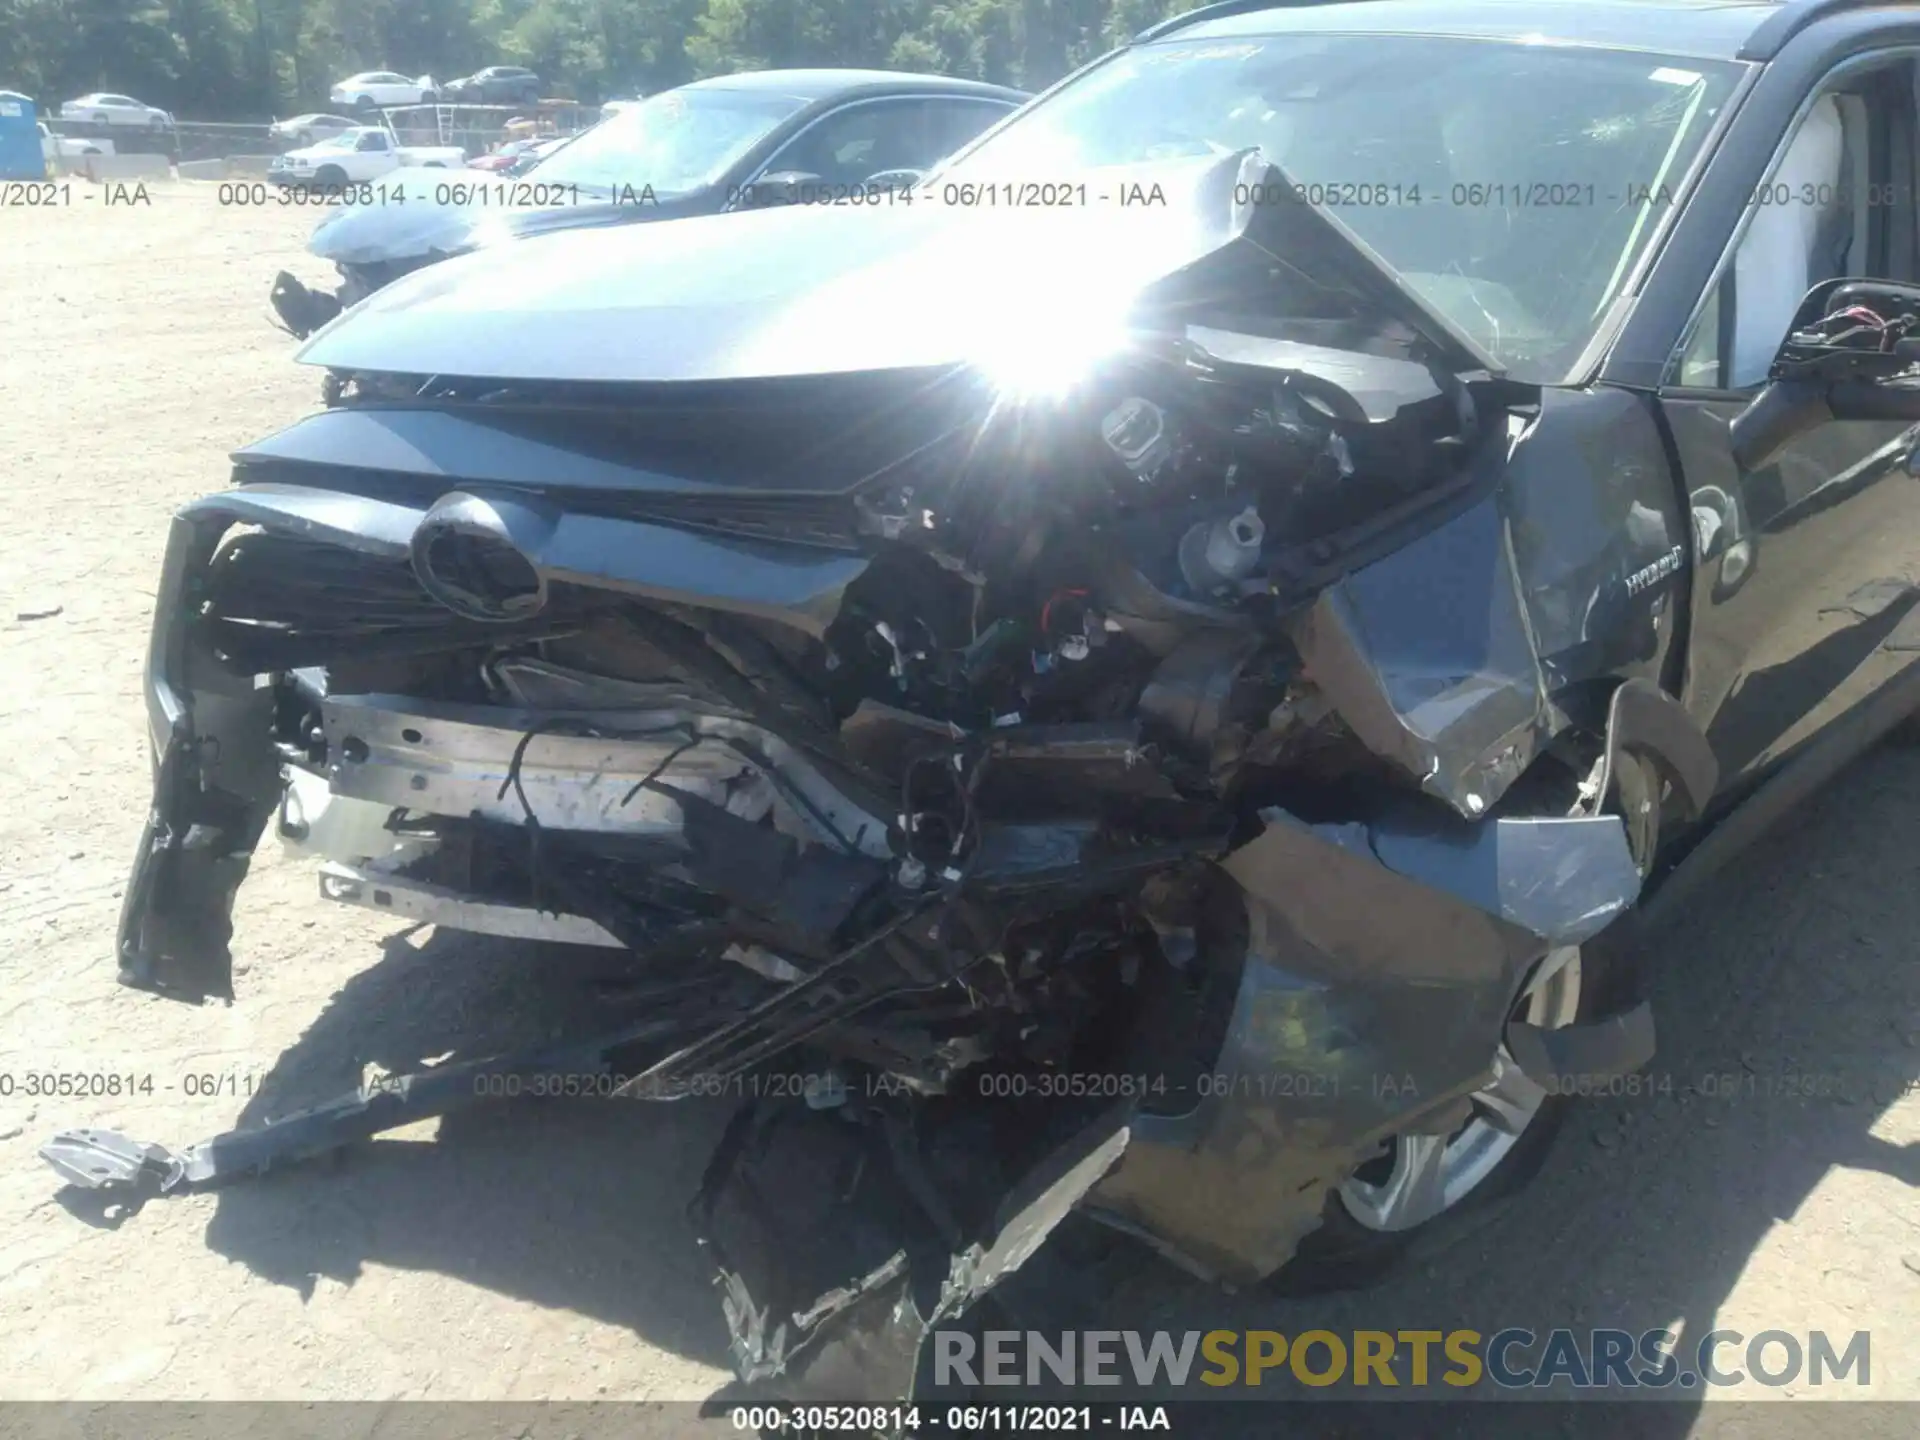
312,164,346,188
1273,936,1631,1293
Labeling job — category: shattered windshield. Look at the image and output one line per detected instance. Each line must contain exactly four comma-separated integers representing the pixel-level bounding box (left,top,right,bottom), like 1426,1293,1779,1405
943,35,1743,380
529,87,808,196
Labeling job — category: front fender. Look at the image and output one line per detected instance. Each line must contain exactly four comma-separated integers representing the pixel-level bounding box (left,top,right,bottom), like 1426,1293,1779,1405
1086,804,1645,1283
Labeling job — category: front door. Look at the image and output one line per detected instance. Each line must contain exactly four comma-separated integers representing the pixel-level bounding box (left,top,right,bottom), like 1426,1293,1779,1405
1660,57,1920,795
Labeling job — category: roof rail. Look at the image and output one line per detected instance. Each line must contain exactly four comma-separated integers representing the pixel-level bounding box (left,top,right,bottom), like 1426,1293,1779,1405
1133,0,1343,44
1737,0,1909,60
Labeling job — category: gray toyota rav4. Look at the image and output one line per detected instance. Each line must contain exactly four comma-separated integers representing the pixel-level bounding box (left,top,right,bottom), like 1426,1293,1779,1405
46,0,1920,1403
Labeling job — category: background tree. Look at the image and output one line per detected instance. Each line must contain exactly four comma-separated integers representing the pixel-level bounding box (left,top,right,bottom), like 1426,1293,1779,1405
3,0,1202,118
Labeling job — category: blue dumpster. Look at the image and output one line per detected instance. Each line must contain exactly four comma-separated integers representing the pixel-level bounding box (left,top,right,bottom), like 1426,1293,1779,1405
0,91,46,179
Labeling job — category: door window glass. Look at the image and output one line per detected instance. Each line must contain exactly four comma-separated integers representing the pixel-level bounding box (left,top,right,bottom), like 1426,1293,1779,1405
769,101,966,185
1676,72,1916,388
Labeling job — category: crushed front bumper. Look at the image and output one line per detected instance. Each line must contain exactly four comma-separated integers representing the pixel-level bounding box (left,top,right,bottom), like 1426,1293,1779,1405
99,468,1671,1399
115,493,308,1001
116,472,881,1000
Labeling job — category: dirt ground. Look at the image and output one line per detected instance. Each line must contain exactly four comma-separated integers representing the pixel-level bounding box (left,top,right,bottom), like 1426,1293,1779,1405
0,182,1917,1428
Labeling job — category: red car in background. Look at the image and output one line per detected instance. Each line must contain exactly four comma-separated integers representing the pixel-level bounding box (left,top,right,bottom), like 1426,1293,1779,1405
468,135,569,174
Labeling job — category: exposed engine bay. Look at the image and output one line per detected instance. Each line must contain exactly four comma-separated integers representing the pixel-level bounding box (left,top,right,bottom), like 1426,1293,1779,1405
50,154,1701,1402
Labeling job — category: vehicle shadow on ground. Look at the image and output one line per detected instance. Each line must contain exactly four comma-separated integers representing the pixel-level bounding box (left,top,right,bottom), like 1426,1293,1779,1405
190,744,1920,1421
196,930,744,1371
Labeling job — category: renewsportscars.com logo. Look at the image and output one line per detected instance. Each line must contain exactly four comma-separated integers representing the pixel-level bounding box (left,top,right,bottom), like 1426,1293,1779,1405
933,1327,1872,1391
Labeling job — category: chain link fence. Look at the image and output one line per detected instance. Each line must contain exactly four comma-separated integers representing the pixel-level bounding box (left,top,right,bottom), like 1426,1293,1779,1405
41,100,599,171
41,115,182,158
383,102,600,157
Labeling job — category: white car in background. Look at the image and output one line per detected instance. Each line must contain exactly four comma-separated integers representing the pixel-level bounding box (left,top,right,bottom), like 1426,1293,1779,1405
330,72,437,111
59,93,173,128
39,122,113,159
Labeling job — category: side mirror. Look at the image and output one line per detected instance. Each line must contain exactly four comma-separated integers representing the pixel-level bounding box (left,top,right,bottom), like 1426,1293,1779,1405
1731,279,1920,471
737,170,822,208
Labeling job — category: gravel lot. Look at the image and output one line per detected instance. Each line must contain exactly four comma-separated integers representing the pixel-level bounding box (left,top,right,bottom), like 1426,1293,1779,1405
0,182,1915,1431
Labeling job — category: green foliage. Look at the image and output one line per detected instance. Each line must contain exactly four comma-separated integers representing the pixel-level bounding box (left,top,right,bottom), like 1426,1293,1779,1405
2,0,1206,119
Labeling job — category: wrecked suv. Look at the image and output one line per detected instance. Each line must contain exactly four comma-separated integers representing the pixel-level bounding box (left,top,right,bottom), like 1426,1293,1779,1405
50,0,1920,1404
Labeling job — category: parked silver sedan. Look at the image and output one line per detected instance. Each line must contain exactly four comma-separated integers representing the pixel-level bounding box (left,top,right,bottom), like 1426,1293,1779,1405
59,92,173,128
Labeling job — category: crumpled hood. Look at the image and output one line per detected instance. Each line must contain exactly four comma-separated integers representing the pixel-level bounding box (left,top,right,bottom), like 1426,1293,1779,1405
306,166,655,268
298,150,1499,383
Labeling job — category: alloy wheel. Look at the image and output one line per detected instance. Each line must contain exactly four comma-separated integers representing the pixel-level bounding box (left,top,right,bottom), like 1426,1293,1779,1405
1338,945,1582,1233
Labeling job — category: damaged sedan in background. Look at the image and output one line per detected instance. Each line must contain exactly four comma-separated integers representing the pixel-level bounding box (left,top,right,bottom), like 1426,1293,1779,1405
267,69,1027,357
45,0,1920,1407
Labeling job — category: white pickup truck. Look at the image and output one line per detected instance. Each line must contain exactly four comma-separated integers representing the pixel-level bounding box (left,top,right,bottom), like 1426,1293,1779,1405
39,122,112,160
268,126,463,187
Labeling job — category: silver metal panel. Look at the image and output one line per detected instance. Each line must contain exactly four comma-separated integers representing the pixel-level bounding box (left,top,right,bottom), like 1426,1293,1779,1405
317,861,624,946
320,693,893,856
